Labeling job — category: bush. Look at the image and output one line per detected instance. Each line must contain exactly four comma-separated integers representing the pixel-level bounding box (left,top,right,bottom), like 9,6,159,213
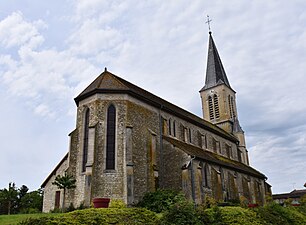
255,203,306,225
137,189,186,213
203,206,263,225
109,199,126,208
160,201,203,225
18,208,159,225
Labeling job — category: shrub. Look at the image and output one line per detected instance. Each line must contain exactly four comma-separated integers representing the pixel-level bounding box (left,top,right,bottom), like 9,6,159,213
160,201,203,225
137,189,186,213
255,203,306,225
239,195,248,208
109,199,126,208
203,206,263,225
18,207,159,225
203,196,217,208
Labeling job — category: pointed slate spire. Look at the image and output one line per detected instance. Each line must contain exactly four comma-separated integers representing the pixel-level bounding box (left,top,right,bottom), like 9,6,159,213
201,32,232,91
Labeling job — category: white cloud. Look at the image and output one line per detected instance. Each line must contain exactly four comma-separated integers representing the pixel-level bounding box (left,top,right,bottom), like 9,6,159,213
0,11,46,49
34,103,54,117
68,20,122,56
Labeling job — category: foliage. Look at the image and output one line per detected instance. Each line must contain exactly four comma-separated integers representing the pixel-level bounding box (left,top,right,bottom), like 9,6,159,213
52,173,76,212
0,183,42,215
299,194,306,206
255,202,306,225
0,183,19,215
109,199,127,208
160,200,203,225
52,173,76,191
0,203,304,225
239,195,248,208
264,194,273,204
18,208,159,225
19,190,43,214
202,196,217,208
137,189,186,213
203,206,264,225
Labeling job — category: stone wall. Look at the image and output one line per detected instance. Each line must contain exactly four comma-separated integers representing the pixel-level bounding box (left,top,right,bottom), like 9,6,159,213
44,91,265,210
42,156,68,212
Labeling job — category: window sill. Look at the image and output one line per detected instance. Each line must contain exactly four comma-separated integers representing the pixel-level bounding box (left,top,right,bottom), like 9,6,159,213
104,169,116,173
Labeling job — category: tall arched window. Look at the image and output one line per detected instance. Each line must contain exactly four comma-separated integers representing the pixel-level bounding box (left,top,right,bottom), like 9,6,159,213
106,105,116,170
228,95,233,118
208,96,214,120
202,163,209,188
173,120,176,137
213,94,220,119
230,96,235,118
82,108,90,172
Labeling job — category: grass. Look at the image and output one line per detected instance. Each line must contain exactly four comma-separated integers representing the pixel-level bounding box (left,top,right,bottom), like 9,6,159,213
0,213,59,225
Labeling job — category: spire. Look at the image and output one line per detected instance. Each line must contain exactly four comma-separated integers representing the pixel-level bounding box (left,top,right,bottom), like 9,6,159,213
201,32,232,91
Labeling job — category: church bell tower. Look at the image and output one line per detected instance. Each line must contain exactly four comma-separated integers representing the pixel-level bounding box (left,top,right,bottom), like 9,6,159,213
200,31,249,165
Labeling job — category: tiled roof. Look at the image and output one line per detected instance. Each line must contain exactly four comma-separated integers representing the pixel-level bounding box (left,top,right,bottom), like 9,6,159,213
200,32,233,92
273,189,306,199
74,69,238,142
163,135,266,179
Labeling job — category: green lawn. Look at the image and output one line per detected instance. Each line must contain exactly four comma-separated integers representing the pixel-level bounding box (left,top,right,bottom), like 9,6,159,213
0,213,59,225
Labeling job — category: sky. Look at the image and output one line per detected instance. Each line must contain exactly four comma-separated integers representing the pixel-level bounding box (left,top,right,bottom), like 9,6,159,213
0,0,305,194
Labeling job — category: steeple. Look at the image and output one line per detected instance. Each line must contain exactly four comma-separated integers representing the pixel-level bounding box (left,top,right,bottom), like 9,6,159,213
199,31,249,165
200,32,232,92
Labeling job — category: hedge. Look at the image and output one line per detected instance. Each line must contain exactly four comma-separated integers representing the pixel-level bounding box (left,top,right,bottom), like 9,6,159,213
18,208,159,225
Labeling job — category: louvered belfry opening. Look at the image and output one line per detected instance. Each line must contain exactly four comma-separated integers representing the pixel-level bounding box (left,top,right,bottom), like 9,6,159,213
208,96,214,120
213,94,220,119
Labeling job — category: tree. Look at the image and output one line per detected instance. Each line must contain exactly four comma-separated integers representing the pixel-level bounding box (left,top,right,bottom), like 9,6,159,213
19,190,43,213
0,183,18,215
19,185,29,199
52,173,76,212
304,182,306,188
0,184,42,215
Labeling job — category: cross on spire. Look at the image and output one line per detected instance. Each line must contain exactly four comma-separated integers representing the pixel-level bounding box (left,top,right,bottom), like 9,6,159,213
206,15,212,32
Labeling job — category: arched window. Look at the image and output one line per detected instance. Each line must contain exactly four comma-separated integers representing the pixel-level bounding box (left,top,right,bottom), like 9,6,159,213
208,96,214,120
173,120,176,137
230,96,235,118
202,163,209,188
213,94,220,119
106,105,116,170
168,118,172,135
82,108,90,172
228,95,233,118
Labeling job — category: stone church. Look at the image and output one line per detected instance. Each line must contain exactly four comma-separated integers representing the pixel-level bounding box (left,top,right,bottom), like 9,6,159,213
41,32,270,212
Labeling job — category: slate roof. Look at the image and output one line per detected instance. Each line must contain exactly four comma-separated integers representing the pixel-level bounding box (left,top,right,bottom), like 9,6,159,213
74,69,238,142
233,117,244,133
200,32,233,92
163,135,266,179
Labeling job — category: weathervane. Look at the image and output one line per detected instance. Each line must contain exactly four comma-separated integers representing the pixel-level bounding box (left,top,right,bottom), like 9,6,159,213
206,15,212,32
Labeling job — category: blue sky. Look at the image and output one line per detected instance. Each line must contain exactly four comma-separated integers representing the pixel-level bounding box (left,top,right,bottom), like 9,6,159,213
0,0,305,194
